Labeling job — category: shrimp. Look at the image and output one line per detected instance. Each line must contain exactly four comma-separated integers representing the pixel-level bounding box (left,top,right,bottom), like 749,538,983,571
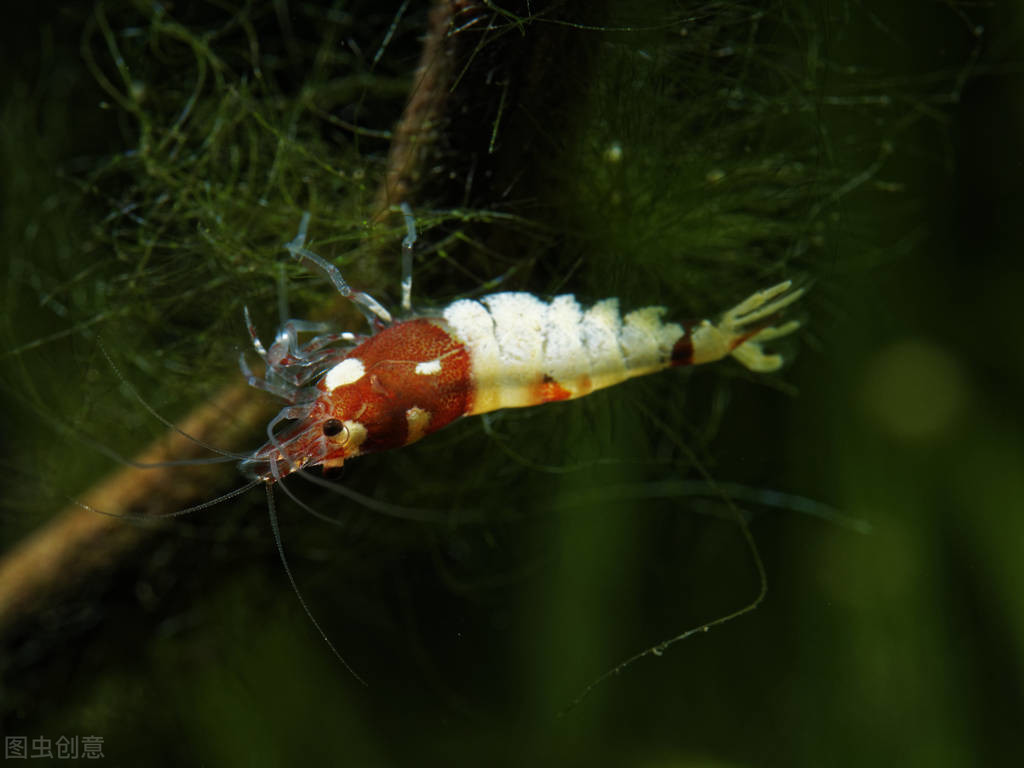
239,207,804,484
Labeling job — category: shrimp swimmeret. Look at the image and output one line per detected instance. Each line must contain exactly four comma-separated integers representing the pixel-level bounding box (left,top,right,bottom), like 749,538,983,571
240,207,804,484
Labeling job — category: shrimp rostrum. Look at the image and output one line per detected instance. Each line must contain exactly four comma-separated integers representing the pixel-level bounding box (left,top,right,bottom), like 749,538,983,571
240,209,804,483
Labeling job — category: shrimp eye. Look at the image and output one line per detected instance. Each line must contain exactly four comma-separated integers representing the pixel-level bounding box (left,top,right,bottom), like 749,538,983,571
322,419,344,437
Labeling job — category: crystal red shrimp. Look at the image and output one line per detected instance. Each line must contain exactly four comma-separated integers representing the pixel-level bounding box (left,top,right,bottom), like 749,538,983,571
240,208,804,482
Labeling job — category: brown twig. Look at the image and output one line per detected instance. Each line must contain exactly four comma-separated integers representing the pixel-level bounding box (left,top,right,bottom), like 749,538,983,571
376,0,462,211
0,384,268,634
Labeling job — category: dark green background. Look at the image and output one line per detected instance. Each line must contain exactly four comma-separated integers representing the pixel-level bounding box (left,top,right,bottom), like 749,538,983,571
2,1,1021,765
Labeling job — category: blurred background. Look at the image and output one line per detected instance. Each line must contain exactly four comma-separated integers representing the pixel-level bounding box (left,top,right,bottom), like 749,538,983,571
2,1,1022,765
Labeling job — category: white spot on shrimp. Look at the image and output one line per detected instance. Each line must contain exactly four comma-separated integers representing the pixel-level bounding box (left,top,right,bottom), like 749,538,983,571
620,306,682,369
341,419,368,452
404,406,431,444
414,359,442,375
325,358,365,390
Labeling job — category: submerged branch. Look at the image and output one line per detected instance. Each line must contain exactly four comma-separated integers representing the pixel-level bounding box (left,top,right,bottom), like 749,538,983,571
0,383,267,635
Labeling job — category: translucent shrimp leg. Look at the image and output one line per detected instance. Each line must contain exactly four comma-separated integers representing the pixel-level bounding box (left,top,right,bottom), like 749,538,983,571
284,212,394,328
398,202,416,313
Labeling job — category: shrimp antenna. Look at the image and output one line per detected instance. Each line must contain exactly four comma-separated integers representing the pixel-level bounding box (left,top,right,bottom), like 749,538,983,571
97,338,252,461
276,476,352,529
70,478,262,521
31,405,241,471
558,402,769,716
294,467,456,523
265,483,367,685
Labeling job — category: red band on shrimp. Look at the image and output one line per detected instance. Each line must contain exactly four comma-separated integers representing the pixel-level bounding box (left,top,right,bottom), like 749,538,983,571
534,374,573,403
670,334,695,366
